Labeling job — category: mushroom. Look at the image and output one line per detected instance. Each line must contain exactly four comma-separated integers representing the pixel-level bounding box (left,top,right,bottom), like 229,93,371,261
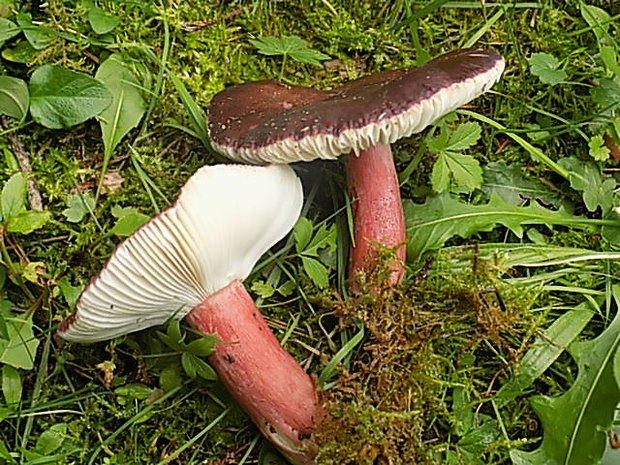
207,48,505,290
58,164,319,465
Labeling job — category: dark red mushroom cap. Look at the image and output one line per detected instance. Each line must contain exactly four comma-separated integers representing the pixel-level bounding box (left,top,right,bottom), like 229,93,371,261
207,48,505,164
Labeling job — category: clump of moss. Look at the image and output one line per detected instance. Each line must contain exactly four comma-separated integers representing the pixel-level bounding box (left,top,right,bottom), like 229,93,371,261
315,253,535,464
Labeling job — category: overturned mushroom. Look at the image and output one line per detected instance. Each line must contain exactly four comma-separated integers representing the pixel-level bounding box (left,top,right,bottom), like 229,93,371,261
58,164,319,465
207,48,505,290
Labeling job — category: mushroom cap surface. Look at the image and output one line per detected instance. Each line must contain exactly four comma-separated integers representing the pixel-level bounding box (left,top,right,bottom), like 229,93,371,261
58,164,303,342
207,48,505,164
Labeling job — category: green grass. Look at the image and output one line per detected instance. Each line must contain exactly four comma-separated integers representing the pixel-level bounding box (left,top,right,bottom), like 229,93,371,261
1,0,619,464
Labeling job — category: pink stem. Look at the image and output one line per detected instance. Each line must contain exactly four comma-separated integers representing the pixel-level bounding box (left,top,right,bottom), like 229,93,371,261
186,280,319,465
346,144,406,291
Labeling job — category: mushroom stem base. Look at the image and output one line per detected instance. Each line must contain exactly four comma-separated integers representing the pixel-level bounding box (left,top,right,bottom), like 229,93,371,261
186,280,319,465
346,144,406,292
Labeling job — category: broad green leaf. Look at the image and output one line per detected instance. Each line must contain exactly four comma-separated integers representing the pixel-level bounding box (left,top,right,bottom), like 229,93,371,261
404,193,591,260
62,192,95,222
294,216,313,253
588,135,610,162
249,35,330,66
558,157,614,213
482,161,561,207
0,75,28,121
88,7,120,35
580,4,610,43
96,54,146,156
510,285,620,465
6,211,50,234
495,303,594,407
529,53,567,85
302,256,329,289
2,365,21,405
1,173,26,220
0,18,19,46
1,41,37,64
0,315,39,370
15,13,53,50
109,210,149,236
34,423,66,455
29,65,112,129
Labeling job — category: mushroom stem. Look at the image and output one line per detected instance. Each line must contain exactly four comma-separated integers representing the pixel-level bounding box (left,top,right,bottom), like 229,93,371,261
346,144,406,292
186,279,319,465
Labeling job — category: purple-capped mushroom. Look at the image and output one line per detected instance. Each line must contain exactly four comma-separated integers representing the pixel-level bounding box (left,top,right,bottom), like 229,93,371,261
207,48,505,290
58,164,320,465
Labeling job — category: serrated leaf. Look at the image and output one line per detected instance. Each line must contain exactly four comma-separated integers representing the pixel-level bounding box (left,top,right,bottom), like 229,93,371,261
6,211,50,234
529,53,567,85
510,285,620,465
294,216,313,253
88,7,120,35
1,173,26,221
305,223,337,256
482,160,561,207
0,315,39,370
2,365,21,405
445,122,481,152
495,303,594,407
443,151,483,192
0,76,29,121
16,13,53,50
96,54,146,156
558,157,614,212
302,256,329,289
62,192,95,223
431,155,450,193
249,35,329,66
588,135,611,161
251,280,276,299
181,352,217,380
0,18,20,46
29,65,112,129
404,193,590,260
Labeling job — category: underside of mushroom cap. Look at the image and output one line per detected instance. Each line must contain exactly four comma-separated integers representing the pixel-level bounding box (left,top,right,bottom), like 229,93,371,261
207,48,505,164
58,164,303,342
